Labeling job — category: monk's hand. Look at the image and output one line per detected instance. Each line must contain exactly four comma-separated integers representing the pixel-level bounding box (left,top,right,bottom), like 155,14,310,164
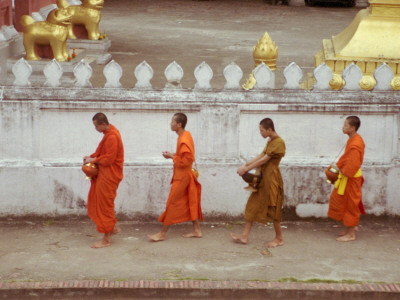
237,166,248,176
84,157,95,164
162,151,173,159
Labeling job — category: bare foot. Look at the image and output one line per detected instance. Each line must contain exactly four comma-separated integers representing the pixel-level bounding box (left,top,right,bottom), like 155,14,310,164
338,226,358,236
265,238,284,248
230,233,248,244
182,232,202,238
90,238,111,248
112,226,121,235
147,233,166,242
336,234,356,242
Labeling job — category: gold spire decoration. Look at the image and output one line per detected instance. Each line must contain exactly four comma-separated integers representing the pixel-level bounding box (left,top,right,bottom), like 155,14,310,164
315,0,400,91
242,32,278,90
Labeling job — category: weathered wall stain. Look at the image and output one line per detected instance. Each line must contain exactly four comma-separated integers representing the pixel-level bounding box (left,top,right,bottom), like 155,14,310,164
53,180,86,210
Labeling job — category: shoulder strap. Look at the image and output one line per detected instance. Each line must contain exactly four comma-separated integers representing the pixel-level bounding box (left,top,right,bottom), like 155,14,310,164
331,143,346,166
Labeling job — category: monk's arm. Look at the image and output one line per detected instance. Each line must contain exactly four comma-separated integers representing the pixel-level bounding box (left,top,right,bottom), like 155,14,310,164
92,135,118,166
245,154,270,171
238,154,270,175
173,151,193,168
244,153,264,167
339,148,362,177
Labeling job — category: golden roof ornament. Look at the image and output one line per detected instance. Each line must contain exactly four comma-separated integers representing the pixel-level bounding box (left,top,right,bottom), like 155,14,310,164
253,32,278,70
315,0,400,91
242,32,278,90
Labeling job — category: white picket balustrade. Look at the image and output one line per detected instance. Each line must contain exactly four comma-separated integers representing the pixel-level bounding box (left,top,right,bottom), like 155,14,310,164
7,58,400,92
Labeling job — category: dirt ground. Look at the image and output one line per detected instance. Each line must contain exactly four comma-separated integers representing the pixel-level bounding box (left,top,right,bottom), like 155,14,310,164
1,218,399,283
87,0,363,88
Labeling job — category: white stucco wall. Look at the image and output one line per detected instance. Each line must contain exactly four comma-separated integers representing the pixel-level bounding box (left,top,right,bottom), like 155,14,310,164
0,87,399,218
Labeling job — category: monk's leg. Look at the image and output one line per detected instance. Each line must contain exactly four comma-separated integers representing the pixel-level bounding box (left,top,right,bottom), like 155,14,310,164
336,226,356,242
148,225,169,242
183,219,202,238
231,220,252,244
265,221,284,248
91,233,111,248
338,225,358,236
337,195,360,241
112,224,121,235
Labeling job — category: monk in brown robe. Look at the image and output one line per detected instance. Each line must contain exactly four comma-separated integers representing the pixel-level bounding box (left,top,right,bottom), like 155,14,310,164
83,113,124,248
148,113,202,241
328,116,365,242
231,118,286,248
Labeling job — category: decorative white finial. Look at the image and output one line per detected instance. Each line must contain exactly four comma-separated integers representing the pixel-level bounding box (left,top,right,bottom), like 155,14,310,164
73,59,93,88
103,60,123,88
313,63,332,90
134,61,153,89
194,61,213,90
253,63,272,90
342,63,362,91
223,62,243,90
374,63,394,91
283,62,303,89
12,58,32,87
164,61,184,89
43,59,63,87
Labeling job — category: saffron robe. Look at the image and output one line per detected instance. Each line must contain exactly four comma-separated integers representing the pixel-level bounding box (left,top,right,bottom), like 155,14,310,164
159,131,203,226
328,134,365,227
244,137,285,223
87,124,124,234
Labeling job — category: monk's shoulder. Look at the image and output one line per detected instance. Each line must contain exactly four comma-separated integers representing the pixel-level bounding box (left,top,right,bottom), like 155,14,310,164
267,136,285,152
349,134,365,149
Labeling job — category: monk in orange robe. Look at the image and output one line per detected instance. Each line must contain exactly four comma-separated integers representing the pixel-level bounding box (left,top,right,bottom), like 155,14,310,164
328,116,365,242
148,113,202,241
83,113,124,248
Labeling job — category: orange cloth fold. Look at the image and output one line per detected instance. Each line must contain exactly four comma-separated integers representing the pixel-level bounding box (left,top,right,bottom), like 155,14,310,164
159,131,203,226
87,124,124,234
328,134,365,227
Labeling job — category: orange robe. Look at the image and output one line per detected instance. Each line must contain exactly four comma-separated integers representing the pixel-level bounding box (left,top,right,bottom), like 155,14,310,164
87,124,124,234
328,134,365,227
159,131,203,226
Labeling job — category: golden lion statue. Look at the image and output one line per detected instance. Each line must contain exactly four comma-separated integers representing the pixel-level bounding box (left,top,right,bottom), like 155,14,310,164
57,0,104,41
21,8,72,62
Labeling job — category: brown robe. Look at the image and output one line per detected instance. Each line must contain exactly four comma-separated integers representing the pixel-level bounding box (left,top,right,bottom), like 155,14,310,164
244,137,286,223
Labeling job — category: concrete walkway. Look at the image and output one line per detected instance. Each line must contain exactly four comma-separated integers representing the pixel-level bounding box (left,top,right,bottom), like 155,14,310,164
1,218,399,298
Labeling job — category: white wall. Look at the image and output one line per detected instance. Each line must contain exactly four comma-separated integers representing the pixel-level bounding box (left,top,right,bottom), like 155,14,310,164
0,87,399,218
